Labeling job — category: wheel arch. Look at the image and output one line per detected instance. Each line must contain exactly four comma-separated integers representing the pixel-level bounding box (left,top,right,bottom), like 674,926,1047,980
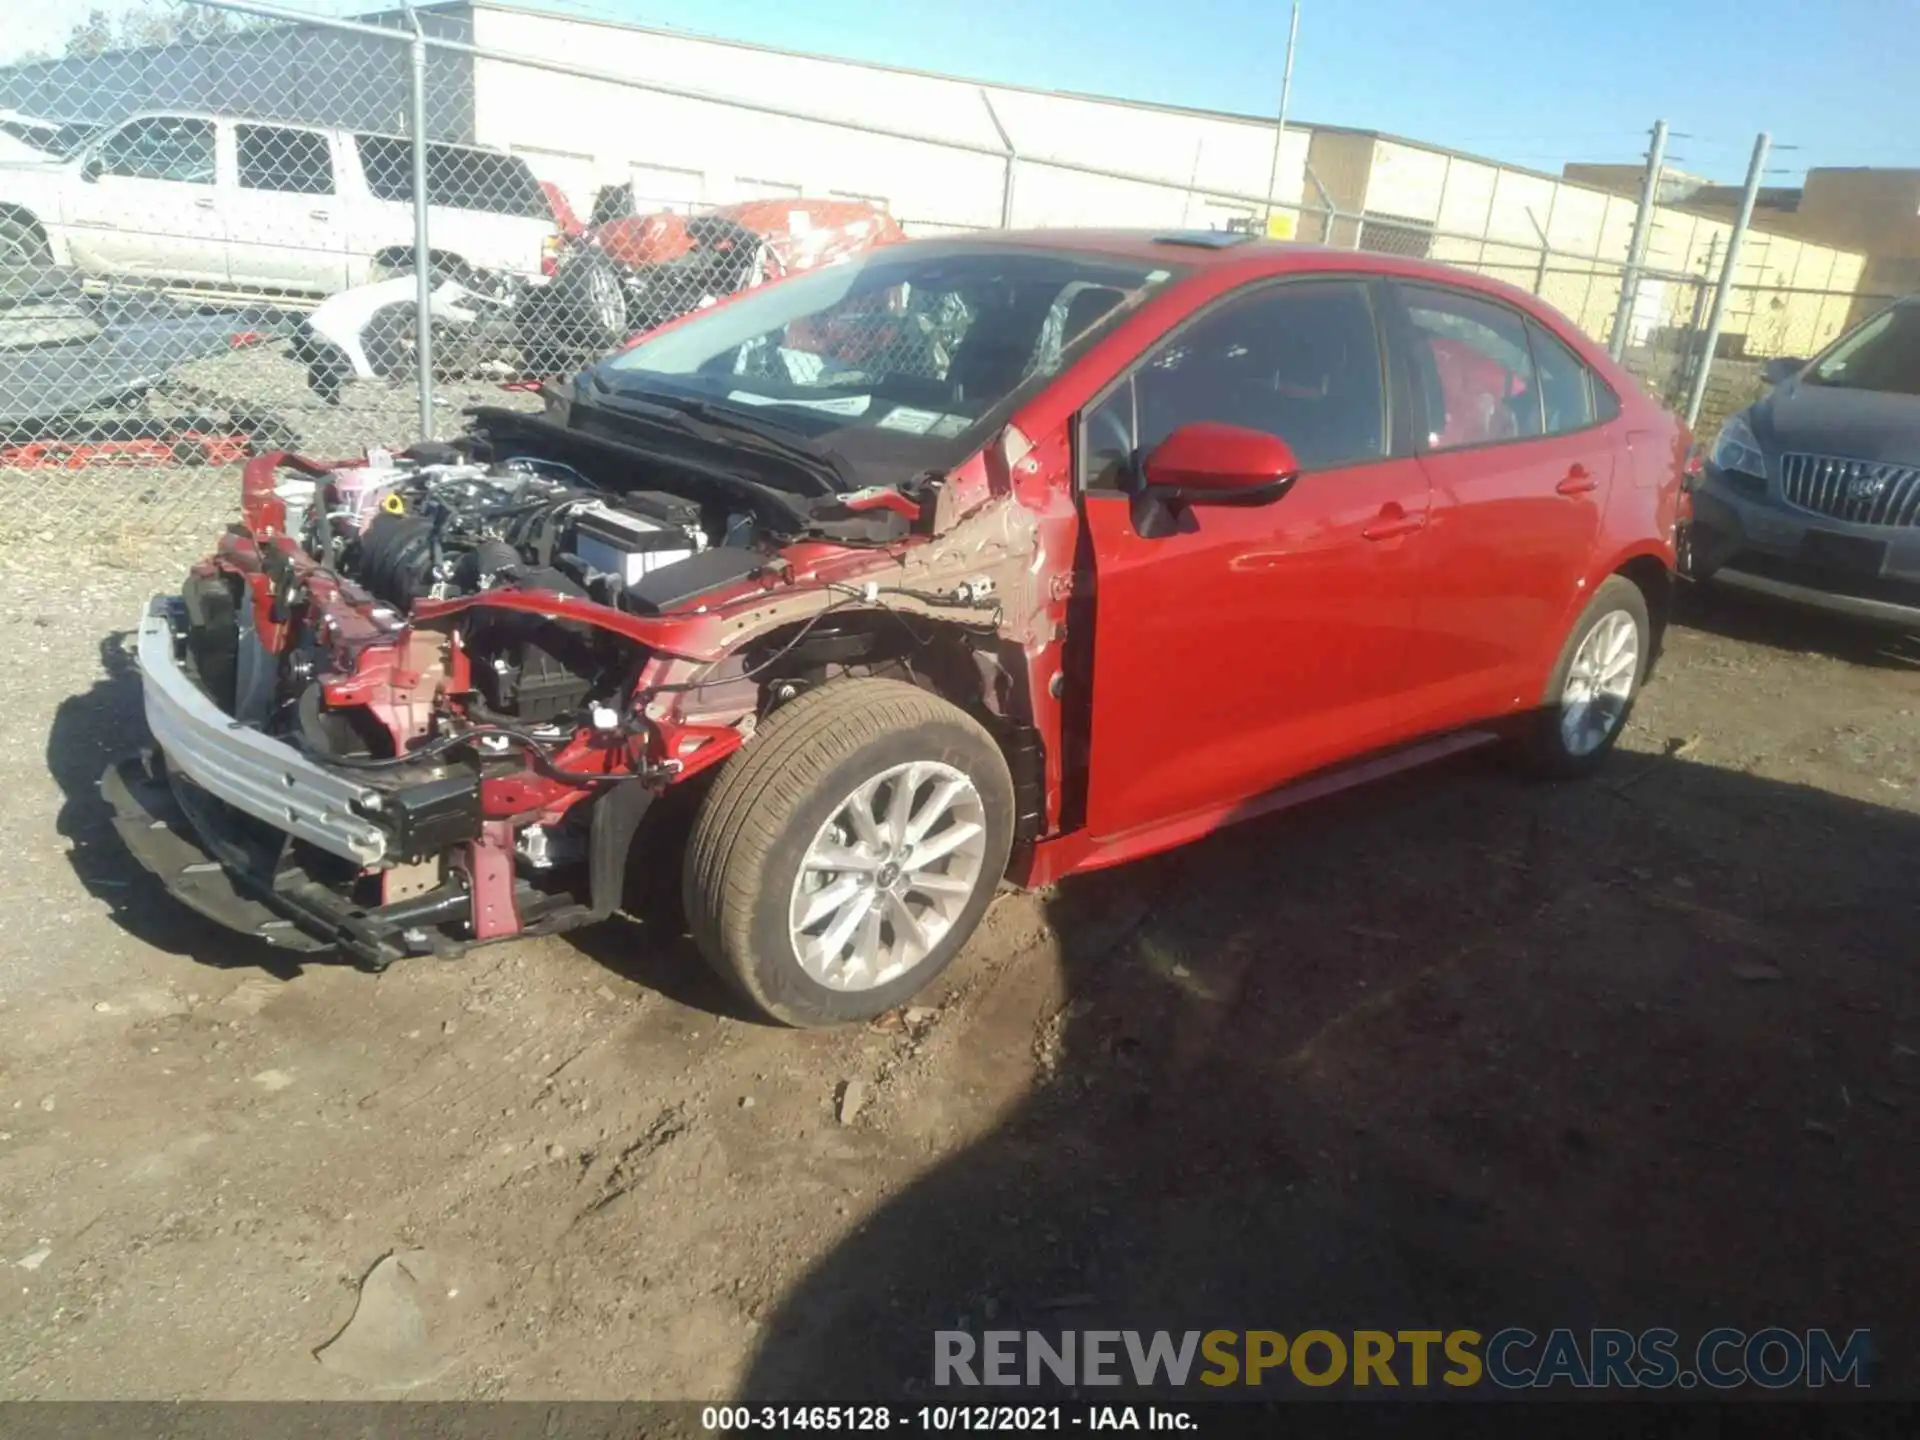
1610,548,1676,680
369,246,477,285
715,606,1046,872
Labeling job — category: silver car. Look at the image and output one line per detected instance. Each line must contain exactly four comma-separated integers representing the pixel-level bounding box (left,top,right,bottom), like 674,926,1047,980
1686,295,1920,626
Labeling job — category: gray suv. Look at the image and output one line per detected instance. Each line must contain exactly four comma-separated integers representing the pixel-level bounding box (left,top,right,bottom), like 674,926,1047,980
1686,295,1920,626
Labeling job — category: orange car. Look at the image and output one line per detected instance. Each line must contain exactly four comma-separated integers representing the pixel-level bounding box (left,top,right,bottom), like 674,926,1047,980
519,197,906,372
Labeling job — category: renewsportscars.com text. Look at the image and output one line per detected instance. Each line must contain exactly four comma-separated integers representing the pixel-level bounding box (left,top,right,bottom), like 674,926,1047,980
934,1327,1876,1391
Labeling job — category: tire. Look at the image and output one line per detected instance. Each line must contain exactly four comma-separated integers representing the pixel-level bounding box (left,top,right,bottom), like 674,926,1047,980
1521,574,1651,778
683,678,1015,1028
360,302,419,381
546,249,629,360
362,301,470,382
0,216,51,271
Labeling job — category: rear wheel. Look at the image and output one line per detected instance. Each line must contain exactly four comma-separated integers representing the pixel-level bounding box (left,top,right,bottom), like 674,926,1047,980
683,678,1015,1027
1521,575,1650,777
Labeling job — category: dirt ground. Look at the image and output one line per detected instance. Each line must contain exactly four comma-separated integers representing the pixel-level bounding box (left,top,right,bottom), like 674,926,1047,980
0,539,1914,1401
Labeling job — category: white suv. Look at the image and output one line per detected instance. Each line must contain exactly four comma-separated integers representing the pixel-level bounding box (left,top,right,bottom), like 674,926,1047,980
0,111,557,298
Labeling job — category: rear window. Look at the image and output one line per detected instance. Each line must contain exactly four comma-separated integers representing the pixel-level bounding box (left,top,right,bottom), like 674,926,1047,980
237,124,334,195
355,135,549,218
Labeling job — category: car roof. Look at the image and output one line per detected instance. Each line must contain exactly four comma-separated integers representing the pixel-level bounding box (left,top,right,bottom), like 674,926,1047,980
925,227,1588,331
100,110,522,158
938,227,1497,280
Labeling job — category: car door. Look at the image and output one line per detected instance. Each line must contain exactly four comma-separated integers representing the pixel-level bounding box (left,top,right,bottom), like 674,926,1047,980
1077,277,1434,842
228,122,347,294
1389,283,1616,732
63,116,227,284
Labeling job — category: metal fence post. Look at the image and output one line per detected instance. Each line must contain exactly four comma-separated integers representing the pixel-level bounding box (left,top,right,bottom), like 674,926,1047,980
1524,207,1551,295
1684,132,1771,430
406,6,434,441
977,90,1017,229
1609,119,1668,362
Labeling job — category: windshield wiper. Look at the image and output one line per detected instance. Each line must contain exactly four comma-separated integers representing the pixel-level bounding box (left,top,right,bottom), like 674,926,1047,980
587,375,855,495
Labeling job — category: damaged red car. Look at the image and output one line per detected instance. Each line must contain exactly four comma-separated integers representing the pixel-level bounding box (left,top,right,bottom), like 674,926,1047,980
106,231,1687,1027
520,197,907,372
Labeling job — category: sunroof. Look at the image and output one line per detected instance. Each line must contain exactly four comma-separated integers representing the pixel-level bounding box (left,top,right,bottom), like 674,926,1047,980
1152,231,1259,249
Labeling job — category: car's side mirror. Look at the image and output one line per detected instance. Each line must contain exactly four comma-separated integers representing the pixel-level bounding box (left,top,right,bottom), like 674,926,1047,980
1131,422,1300,538
1143,421,1299,502
1760,356,1806,386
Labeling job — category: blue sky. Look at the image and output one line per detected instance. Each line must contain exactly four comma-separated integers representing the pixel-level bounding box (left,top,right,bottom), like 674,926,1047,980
11,0,1917,181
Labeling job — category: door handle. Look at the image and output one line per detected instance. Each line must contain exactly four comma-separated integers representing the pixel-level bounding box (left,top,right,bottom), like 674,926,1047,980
1556,463,1600,495
309,209,330,221
194,196,216,209
1361,504,1428,542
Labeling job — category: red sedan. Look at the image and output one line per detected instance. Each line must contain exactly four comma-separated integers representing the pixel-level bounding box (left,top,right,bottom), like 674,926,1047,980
109,231,1688,1026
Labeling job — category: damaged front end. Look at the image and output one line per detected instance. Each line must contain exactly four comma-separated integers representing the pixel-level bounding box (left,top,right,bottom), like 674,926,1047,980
104,400,1066,969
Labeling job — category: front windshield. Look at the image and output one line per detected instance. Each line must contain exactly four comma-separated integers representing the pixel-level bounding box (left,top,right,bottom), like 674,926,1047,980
594,245,1180,478
1806,303,1920,397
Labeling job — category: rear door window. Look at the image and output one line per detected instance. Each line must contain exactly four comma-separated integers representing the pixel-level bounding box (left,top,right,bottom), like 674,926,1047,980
1527,321,1595,434
237,124,334,195
356,136,549,217
1401,286,1543,449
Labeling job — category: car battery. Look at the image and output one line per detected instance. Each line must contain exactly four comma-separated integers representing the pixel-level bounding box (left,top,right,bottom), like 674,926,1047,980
571,500,703,585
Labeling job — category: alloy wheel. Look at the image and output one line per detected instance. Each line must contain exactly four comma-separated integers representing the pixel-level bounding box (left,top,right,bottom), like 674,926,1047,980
787,761,989,991
1560,609,1640,756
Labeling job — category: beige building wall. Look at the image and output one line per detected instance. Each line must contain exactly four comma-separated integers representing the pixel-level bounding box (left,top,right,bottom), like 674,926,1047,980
1344,132,1872,358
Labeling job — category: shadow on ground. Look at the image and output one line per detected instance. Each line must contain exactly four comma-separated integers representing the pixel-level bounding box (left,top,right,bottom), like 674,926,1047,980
739,744,1920,1401
45,630,304,975
44,630,756,1009
41,609,1920,1403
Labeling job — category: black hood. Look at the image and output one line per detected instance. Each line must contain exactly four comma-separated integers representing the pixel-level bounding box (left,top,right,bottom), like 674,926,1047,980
1749,376,1920,464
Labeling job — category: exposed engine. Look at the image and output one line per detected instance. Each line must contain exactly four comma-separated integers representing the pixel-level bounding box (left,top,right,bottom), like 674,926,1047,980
287,445,744,614
188,439,782,774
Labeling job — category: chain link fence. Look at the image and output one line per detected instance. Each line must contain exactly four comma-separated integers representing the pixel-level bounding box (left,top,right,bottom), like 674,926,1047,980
0,0,1902,555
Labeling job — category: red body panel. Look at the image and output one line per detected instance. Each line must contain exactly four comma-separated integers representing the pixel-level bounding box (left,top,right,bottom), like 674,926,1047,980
539,180,583,238
1078,453,1434,838
1402,432,1615,728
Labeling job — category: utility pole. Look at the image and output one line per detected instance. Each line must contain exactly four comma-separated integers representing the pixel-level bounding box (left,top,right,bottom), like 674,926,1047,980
1609,118,1668,361
1685,131,1771,429
1262,1,1300,236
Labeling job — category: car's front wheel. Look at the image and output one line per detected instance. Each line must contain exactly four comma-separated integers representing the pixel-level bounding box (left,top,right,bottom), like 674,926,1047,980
684,678,1015,1027
1522,574,1651,777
